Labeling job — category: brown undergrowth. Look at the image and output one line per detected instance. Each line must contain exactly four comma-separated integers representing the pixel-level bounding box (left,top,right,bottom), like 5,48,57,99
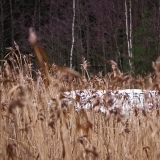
0,29,160,160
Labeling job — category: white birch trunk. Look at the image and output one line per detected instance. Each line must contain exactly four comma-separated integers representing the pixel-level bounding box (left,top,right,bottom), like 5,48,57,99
125,0,133,71
129,0,132,57
70,0,76,69
125,0,130,56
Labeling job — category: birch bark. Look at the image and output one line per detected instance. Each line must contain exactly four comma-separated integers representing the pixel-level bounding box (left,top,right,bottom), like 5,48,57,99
125,0,133,72
129,0,132,56
70,0,76,68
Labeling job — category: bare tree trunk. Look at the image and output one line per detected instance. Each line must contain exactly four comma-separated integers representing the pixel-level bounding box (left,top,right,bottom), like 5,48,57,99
77,0,83,54
86,18,90,61
129,0,132,57
70,0,76,69
125,0,133,72
0,1,4,59
9,0,14,46
125,0,130,56
114,32,122,70
158,0,160,55
102,32,106,75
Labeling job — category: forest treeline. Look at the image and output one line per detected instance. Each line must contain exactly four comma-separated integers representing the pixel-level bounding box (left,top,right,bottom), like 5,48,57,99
0,0,160,75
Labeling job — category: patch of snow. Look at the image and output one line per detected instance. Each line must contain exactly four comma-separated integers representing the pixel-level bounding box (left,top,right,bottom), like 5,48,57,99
61,89,160,114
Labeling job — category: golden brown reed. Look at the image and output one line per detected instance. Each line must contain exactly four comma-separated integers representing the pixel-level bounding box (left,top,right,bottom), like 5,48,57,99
1,29,160,159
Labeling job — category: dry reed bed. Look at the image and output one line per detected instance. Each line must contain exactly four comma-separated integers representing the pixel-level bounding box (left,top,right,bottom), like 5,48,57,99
1,30,160,159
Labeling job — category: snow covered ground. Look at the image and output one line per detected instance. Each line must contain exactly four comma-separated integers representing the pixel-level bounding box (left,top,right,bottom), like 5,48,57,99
61,89,160,114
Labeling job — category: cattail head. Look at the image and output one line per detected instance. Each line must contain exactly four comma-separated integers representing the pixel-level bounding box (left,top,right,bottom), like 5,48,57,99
28,28,37,46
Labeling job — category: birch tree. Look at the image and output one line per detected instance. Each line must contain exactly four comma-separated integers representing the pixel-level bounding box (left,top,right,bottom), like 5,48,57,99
70,0,76,68
125,0,133,71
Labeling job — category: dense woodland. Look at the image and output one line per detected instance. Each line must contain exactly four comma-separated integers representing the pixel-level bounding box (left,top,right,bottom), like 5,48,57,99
1,0,160,75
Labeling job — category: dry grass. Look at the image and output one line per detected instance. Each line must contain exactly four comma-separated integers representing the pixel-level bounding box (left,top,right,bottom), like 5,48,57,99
0,30,160,160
